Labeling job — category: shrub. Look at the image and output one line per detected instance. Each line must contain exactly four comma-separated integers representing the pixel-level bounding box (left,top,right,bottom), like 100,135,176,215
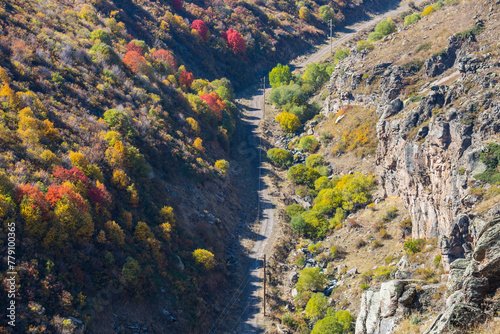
299,7,311,21
318,5,335,22
315,176,332,191
474,143,500,183
296,255,306,267
334,49,350,64
215,160,229,173
357,40,374,52
193,249,215,270
368,31,384,42
311,310,353,334
404,238,425,254
306,154,325,168
287,164,321,187
90,29,111,44
373,266,396,281
286,204,305,218
355,238,366,248
360,282,370,290
302,63,331,89
416,42,432,52
296,267,326,294
382,207,398,222
269,84,306,108
374,19,396,35
404,13,420,26
298,136,319,153
276,112,301,133
301,210,329,239
307,242,322,254
433,1,444,10
267,148,293,167
421,6,435,17
305,293,329,321
269,64,292,88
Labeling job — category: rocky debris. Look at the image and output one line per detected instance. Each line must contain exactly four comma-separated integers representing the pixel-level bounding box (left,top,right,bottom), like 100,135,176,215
439,214,474,272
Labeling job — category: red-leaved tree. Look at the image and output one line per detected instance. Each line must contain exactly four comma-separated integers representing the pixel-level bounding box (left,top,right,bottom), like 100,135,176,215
178,69,194,90
151,49,178,71
88,183,112,205
126,41,146,56
224,28,245,54
46,185,89,213
192,20,208,41
200,92,226,121
15,184,50,215
52,166,89,185
123,51,148,73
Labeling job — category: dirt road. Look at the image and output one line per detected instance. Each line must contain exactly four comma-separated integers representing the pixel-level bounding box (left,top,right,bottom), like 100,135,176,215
233,0,430,332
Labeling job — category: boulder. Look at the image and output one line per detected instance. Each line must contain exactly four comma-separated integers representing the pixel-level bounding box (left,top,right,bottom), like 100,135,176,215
423,303,487,334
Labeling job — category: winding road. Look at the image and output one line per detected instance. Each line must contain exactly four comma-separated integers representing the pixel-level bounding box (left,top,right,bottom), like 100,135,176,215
232,0,429,332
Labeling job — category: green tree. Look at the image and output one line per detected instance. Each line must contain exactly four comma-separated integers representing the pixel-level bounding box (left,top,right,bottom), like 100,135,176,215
269,64,292,88
310,310,353,334
318,5,335,22
269,84,306,108
286,204,305,218
287,164,321,187
305,292,329,321
297,267,326,294
302,63,331,89
122,257,141,285
267,148,293,167
404,13,421,26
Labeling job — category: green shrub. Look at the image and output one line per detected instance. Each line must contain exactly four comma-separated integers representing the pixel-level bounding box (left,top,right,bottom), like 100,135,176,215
298,136,319,152
302,63,332,88
368,31,384,42
313,172,376,213
375,19,396,35
433,1,444,9
269,84,306,108
305,292,329,321
330,245,338,258
269,63,292,88
306,154,325,168
296,255,306,267
287,164,321,187
301,210,329,239
334,48,350,64
382,207,398,222
329,207,345,229
286,204,306,218
311,310,354,334
373,266,396,281
404,238,425,254
416,41,432,52
404,13,421,26
360,282,370,290
474,143,500,183
315,176,332,191
267,148,293,168
307,241,322,254
357,40,374,52
296,267,326,294
90,29,111,44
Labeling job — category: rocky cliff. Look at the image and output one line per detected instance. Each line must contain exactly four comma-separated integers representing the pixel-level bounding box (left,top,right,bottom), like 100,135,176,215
323,0,500,331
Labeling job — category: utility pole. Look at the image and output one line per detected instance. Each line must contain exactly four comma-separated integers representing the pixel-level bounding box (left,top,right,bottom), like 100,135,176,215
263,254,266,317
330,19,333,54
263,76,266,119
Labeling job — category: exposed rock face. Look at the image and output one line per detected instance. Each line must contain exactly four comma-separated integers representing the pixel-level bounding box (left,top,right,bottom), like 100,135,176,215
423,217,500,333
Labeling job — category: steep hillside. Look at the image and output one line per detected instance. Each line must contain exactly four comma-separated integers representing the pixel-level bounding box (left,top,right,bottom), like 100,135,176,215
260,0,500,333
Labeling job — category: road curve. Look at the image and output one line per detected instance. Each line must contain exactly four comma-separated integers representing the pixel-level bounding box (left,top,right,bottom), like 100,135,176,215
237,0,429,332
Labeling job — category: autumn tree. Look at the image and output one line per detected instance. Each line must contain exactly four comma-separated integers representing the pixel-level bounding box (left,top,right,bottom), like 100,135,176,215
104,221,125,245
269,64,292,88
200,92,226,120
123,51,149,74
193,249,215,270
192,20,209,41
151,49,177,71
122,257,140,285
299,7,311,21
276,112,301,133
178,68,194,90
224,29,246,54
134,221,154,243
126,40,148,56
